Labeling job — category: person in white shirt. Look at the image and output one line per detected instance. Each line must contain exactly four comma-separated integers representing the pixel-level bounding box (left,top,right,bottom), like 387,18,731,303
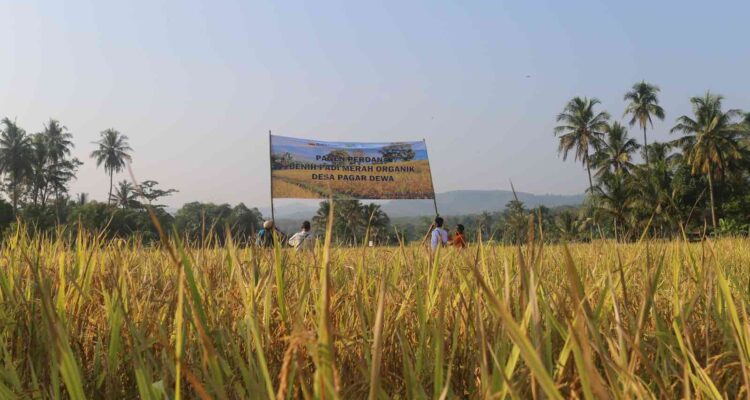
288,220,313,252
430,216,449,251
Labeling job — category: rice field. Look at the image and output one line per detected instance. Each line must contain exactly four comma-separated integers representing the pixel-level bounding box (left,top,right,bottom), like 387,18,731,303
2,219,750,399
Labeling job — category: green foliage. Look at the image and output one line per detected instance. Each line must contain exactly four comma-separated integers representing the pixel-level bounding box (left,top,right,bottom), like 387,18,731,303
670,92,748,229
391,203,587,244
110,180,140,209
0,118,33,212
137,180,177,207
312,200,391,245
90,129,132,205
173,202,263,244
717,218,749,236
1,83,749,245
0,198,14,232
554,97,610,194
67,201,172,242
556,85,750,240
591,122,639,177
623,80,665,165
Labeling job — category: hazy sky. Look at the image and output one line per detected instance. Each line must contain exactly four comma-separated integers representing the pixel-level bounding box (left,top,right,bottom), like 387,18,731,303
2,0,749,209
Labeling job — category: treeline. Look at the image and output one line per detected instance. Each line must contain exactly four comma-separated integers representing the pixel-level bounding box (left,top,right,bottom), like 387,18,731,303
390,203,585,244
311,200,391,245
552,83,750,240
0,118,266,242
410,85,750,243
5,81,750,245
0,118,142,217
2,198,265,244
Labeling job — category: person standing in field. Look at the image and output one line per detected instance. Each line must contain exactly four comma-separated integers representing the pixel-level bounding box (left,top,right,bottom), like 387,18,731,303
256,220,282,248
452,224,467,248
430,216,449,251
288,220,314,252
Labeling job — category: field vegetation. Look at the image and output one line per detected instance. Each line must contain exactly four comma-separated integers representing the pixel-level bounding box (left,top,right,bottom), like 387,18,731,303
3,211,750,399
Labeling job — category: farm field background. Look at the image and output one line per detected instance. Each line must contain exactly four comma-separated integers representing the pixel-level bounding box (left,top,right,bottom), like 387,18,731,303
2,227,750,399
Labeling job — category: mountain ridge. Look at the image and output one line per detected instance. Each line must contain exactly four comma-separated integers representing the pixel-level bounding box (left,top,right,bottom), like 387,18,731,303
262,189,584,218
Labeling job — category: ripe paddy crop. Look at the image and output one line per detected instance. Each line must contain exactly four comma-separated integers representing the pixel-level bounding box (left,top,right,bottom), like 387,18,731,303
2,219,750,399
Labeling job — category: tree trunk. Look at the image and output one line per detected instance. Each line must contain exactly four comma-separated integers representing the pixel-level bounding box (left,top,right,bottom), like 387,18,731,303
707,168,717,231
11,180,17,215
613,219,618,242
54,188,60,222
585,152,595,196
643,125,649,166
585,152,595,238
350,222,357,246
108,171,114,205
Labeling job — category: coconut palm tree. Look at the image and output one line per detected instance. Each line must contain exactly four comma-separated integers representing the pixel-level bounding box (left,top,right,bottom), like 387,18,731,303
43,119,76,205
670,92,746,230
338,200,366,245
110,180,140,208
47,157,82,206
29,134,49,206
477,211,494,239
0,118,33,213
43,119,74,164
629,142,682,235
502,199,528,244
593,171,635,241
624,81,665,166
90,129,132,205
554,97,611,196
361,203,390,244
76,192,89,206
591,122,640,178
554,210,585,242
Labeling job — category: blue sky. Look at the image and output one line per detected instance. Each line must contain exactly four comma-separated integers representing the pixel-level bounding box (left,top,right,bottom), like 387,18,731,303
1,0,748,208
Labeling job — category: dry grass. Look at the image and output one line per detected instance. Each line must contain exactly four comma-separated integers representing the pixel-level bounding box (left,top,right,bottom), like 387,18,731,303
2,221,750,399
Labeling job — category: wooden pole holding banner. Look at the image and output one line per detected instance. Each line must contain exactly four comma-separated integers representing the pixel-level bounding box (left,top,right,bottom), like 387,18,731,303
423,138,439,217
420,138,440,250
268,130,275,222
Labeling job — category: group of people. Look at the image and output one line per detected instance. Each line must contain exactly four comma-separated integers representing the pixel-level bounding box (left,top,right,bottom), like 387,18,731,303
256,215,467,251
256,219,314,251
429,216,467,251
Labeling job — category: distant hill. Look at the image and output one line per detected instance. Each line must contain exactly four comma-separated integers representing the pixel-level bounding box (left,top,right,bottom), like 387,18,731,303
381,190,585,217
260,202,320,220
263,190,584,219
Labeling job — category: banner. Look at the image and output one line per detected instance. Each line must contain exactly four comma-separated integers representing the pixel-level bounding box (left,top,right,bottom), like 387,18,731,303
270,135,435,199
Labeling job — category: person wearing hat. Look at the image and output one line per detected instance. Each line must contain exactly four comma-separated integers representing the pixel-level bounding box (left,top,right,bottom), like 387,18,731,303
256,220,282,248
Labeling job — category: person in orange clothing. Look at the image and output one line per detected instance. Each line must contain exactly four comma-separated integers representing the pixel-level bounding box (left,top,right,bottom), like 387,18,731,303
452,224,467,248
